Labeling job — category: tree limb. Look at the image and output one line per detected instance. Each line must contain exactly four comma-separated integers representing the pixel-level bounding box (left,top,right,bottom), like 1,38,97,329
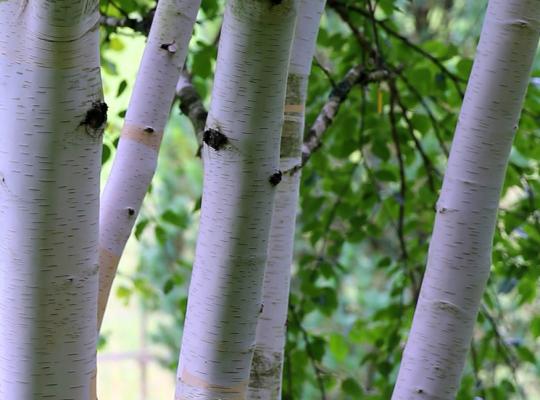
175,70,208,156
299,66,393,170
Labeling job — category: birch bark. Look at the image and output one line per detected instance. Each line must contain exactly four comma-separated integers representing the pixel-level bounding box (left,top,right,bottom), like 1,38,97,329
247,1,326,398
0,1,103,398
175,1,298,398
392,1,540,399
98,0,201,329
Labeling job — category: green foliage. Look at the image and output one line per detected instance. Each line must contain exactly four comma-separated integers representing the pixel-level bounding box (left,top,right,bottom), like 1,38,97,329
99,0,540,398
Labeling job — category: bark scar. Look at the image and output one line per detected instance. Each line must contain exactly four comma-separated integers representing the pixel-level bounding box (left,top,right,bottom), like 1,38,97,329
80,101,108,138
269,170,282,186
160,41,177,53
203,128,228,151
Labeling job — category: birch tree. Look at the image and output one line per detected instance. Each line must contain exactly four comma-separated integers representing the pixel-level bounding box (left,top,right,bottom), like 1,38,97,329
247,1,326,398
392,1,540,398
175,1,299,398
0,0,103,398
98,0,201,330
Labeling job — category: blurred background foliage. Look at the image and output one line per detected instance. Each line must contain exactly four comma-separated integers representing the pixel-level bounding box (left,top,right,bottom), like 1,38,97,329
98,0,540,398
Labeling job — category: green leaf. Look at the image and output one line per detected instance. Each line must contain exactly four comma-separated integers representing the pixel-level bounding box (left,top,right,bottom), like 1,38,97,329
342,378,363,396
329,333,348,362
155,225,167,245
102,143,111,165
116,79,128,97
116,285,132,303
516,345,536,364
134,219,149,240
531,316,540,338
163,279,174,295
161,209,188,228
310,336,326,362
375,169,396,182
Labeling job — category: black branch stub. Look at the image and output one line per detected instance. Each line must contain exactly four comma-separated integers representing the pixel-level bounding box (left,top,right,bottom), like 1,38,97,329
203,128,228,151
81,101,108,138
269,170,282,186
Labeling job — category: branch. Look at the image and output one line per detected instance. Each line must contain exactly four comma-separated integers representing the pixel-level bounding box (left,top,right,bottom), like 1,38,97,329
175,70,208,155
298,66,392,169
328,0,465,97
312,55,337,88
480,303,525,399
395,72,450,157
391,81,440,193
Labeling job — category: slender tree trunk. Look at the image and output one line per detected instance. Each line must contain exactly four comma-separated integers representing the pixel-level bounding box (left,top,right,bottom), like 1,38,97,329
392,1,540,399
0,1,103,398
247,1,326,398
175,1,298,398
98,0,201,329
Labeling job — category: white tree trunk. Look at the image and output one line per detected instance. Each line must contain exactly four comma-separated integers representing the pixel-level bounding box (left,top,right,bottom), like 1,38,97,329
98,0,201,329
392,1,540,399
175,1,298,398
247,1,326,398
0,1,103,398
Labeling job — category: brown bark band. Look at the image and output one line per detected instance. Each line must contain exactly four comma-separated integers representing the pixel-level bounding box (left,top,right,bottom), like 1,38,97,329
121,124,164,151
284,104,304,113
180,368,247,397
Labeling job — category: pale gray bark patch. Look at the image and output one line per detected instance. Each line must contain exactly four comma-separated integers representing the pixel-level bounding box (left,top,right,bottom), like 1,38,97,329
249,349,283,395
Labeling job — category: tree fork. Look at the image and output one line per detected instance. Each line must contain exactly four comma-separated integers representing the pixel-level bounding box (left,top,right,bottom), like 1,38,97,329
246,1,327,398
175,1,299,398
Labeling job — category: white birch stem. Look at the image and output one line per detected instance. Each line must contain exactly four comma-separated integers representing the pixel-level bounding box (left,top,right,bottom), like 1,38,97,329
175,1,299,398
247,1,326,398
0,1,103,398
392,1,540,399
98,0,201,329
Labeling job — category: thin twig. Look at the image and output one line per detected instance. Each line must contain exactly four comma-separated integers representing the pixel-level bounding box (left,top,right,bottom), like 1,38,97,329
328,0,465,97
312,56,337,88
391,82,439,193
388,85,408,262
395,72,450,157
480,303,525,399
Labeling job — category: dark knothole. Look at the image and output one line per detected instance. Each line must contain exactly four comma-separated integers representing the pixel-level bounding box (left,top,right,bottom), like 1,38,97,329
269,170,282,186
81,101,108,138
203,128,228,151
